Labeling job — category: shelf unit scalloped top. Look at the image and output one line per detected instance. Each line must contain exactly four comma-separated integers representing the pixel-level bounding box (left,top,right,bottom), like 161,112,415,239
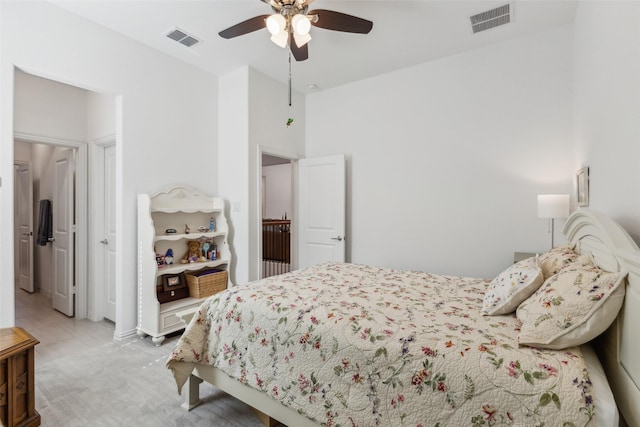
149,185,224,211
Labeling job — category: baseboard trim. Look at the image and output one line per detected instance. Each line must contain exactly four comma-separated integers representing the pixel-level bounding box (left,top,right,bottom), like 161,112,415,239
113,329,137,341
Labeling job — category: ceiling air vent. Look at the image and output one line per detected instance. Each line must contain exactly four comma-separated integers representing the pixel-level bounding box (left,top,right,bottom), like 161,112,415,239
166,27,200,47
470,3,511,34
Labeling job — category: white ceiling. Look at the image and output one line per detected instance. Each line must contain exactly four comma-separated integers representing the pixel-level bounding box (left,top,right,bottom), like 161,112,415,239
49,0,579,94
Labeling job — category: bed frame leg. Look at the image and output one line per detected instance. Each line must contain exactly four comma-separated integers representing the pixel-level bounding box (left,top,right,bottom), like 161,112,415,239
181,374,203,411
251,408,279,427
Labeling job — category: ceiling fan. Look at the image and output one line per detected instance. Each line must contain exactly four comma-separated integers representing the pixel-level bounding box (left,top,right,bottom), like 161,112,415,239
218,0,373,61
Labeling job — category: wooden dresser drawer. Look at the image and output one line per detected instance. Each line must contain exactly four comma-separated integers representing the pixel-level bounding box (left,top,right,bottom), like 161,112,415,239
0,327,40,427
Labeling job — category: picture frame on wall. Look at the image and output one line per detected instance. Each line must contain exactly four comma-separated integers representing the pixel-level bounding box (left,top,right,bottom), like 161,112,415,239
576,166,589,207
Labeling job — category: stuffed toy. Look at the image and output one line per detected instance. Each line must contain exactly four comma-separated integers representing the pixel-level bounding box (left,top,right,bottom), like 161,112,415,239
182,240,200,263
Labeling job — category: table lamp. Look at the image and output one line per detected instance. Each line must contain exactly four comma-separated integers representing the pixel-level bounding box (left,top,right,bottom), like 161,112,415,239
537,194,570,249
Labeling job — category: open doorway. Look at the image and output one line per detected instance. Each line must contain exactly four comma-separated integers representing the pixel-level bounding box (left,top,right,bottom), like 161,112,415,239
14,141,78,317
13,68,116,328
260,153,294,279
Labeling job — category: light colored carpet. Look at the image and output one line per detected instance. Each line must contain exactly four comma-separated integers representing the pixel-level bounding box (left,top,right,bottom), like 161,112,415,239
35,334,273,426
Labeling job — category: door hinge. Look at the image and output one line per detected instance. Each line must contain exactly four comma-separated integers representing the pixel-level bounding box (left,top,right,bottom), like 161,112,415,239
72,285,77,295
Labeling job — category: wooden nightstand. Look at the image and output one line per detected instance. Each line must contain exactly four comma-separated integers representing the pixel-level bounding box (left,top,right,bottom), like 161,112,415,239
514,252,537,263
0,327,40,427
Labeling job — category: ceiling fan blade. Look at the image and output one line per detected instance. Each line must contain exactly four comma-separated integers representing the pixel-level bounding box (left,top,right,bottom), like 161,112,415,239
289,32,309,61
218,15,270,39
307,9,373,34
309,9,373,34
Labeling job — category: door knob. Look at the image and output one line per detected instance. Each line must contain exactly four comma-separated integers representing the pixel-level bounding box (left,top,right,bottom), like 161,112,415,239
331,236,344,242
100,239,109,244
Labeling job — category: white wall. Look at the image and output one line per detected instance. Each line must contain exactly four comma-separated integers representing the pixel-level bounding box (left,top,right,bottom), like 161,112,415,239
1,1,218,334
14,69,88,141
14,141,31,160
572,1,640,242
219,66,304,286
218,67,250,287
306,26,575,279
87,91,116,142
262,164,292,220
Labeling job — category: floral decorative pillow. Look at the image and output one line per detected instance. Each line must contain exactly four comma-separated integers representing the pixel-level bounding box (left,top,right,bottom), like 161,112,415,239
482,256,543,316
538,245,579,279
516,261,627,350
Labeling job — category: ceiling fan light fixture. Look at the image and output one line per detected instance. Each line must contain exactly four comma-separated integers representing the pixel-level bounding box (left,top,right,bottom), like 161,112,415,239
291,13,311,35
293,31,311,48
218,2,373,62
271,31,288,48
266,13,286,35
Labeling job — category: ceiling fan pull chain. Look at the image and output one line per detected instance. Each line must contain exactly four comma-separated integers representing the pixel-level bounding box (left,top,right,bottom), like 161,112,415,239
286,51,294,128
288,51,292,107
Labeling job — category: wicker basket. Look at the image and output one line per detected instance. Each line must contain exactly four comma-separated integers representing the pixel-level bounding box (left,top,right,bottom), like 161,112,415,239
185,269,228,298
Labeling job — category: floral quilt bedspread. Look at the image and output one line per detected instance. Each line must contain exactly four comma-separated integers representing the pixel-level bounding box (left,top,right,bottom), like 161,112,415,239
167,262,594,426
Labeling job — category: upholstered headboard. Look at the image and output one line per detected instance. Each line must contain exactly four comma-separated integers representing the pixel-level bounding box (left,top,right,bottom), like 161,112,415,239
563,210,640,426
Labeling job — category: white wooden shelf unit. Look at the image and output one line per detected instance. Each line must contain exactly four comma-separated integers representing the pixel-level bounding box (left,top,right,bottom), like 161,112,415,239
137,185,231,345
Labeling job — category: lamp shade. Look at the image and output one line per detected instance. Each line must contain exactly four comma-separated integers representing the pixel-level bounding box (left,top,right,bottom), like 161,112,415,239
537,194,570,219
266,14,286,35
270,31,288,48
292,13,311,35
293,31,311,48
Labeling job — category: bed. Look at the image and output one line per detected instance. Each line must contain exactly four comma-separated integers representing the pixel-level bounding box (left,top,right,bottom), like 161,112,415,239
167,209,640,426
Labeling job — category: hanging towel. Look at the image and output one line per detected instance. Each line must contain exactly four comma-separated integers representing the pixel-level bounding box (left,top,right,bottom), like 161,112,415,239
36,199,53,246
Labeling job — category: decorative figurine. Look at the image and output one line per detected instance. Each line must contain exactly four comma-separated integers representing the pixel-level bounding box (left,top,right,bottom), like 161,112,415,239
202,242,210,259
164,248,174,265
209,217,215,231
185,224,190,234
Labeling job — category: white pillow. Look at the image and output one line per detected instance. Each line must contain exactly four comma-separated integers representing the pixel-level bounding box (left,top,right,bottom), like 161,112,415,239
538,245,579,279
482,256,544,316
516,261,626,350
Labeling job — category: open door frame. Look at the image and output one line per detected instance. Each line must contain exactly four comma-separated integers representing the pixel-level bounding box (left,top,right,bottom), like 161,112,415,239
52,148,75,316
256,145,301,277
14,160,34,293
90,134,117,322
14,132,89,319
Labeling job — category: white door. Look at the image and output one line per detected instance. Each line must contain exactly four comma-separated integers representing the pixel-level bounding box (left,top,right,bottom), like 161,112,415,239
53,149,75,316
103,144,117,321
298,154,346,269
15,162,34,292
